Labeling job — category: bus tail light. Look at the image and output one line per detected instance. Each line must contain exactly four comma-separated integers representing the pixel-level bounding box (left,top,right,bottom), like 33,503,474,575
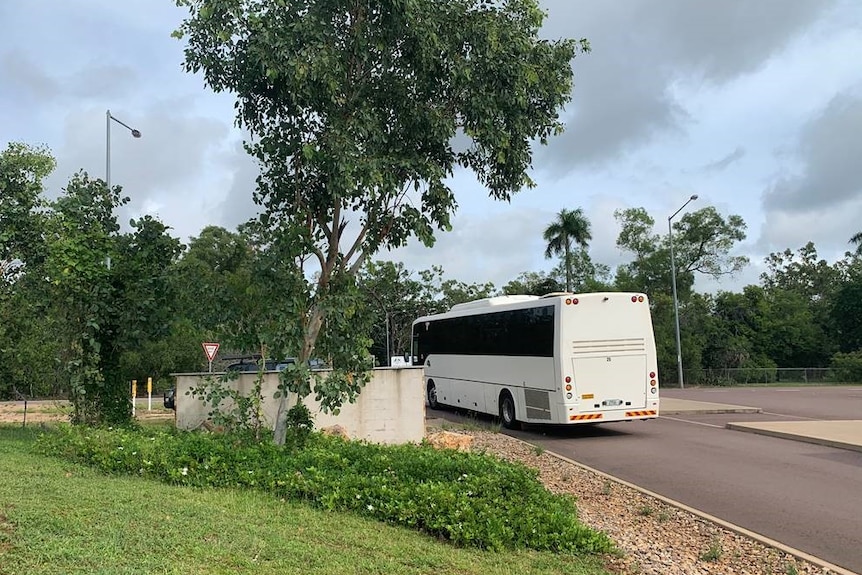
565,376,571,383
565,384,572,391
631,296,637,302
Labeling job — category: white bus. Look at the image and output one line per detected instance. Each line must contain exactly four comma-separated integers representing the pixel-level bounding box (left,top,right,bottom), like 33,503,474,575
412,292,659,428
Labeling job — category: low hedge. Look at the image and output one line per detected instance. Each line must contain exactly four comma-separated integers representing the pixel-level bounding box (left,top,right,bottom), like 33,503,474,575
37,425,612,554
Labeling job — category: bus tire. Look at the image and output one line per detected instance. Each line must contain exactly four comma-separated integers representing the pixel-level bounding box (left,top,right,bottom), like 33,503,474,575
426,380,439,410
499,391,519,430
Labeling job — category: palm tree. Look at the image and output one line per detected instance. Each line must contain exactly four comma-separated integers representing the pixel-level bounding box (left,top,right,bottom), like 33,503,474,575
851,232,862,255
543,208,592,292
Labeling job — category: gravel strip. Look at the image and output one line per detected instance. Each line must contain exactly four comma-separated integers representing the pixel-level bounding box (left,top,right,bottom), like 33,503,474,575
461,428,841,575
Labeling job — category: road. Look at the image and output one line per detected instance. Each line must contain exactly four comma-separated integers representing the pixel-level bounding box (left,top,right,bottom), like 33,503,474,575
432,386,862,574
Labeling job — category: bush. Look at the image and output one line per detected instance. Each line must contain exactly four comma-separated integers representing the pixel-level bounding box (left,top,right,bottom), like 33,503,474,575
828,350,862,383
37,426,612,554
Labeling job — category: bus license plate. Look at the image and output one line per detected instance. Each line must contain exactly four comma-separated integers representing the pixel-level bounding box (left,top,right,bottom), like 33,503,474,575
602,399,623,407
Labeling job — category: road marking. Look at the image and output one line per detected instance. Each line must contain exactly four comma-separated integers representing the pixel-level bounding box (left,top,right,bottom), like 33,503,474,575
660,416,724,429
760,411,818,420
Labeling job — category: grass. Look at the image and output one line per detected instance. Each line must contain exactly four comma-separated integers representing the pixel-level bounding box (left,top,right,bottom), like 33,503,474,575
699,536,723,562
0,425,612,575
637,505,653,517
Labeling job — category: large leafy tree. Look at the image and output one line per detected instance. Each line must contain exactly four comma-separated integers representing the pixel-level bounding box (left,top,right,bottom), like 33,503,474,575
0,143,58,398
174,0,586,443
614,206,748,297
37,173,184,423
0,143,54,280
851,232,862,255
42,173,129,423
542,207,592,292
356,260,442,366
831,273,862,353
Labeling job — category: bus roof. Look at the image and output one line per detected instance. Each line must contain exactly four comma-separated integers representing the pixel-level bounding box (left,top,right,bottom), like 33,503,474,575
415,292,649,326
449,295,539,311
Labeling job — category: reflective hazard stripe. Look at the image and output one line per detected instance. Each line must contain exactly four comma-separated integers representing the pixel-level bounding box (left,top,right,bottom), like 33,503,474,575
569,414,603,421
625,410,657,417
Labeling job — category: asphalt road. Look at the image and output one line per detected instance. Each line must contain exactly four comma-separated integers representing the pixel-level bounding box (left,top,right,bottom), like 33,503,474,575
432,386,862,574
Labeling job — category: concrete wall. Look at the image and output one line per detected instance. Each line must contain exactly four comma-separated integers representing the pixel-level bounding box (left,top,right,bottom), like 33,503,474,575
173,367,425,444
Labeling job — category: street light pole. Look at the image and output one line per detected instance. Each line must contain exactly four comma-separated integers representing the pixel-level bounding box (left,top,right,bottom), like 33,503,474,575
668,194,698,389
106,109,141,191
385,312,391,366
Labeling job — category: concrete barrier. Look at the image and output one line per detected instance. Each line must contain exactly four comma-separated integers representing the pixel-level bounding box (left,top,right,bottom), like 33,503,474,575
172,367,426,444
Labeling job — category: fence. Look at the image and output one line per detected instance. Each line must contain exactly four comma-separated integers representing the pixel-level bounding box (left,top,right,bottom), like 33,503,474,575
681,367,832,387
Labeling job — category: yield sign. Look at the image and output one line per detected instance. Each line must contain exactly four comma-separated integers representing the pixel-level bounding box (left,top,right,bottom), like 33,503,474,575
202,342,220,362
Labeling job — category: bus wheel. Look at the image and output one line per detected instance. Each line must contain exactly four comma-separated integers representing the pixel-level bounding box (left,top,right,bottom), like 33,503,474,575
499,391,519,430
426,381,439,410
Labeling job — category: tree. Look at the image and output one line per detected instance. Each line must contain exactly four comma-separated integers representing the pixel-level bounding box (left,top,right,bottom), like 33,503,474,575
42,173,130,424
108,216,185,388
174,0,586,443
759,242,850,363
543,208,592,292
0,142,54,281
851,232,862,255
356,260,442,366
503,271,564,296
0,143,57,398
614,206,747,297
170,226,258,349
831,274,862,353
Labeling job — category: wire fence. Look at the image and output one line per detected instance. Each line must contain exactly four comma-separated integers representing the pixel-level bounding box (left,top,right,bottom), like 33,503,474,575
681,367,834,387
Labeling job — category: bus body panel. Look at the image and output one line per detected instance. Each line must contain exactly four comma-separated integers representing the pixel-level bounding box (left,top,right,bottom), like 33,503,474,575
414,292,659,425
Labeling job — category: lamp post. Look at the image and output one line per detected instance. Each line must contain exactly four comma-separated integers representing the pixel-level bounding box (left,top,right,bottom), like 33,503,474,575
668,194,698,389
106,109,141,192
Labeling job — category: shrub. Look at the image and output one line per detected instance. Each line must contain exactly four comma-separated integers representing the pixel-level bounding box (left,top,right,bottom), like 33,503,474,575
37,426,612,554
828,350,862,383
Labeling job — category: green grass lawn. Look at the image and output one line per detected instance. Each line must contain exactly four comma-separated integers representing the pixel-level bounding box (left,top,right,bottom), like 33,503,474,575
0,426,612,575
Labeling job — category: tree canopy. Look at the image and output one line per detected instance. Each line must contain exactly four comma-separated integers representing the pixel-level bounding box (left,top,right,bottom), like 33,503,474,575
174,0,587,442
543,208,592,292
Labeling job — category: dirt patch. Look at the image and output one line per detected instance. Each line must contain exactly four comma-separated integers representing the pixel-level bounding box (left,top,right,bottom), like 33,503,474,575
0,401,174,425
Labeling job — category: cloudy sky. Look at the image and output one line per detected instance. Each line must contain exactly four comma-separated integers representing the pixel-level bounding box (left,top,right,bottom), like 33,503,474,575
2,0,860,292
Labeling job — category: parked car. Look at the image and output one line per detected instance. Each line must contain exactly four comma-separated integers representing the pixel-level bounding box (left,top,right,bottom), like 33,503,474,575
163,387,176,410
226,358,295,372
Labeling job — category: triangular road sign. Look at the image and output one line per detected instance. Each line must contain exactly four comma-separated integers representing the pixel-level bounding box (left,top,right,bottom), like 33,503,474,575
202,342,220,362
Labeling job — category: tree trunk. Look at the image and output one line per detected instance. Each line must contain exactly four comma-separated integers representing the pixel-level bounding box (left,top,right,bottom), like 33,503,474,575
272,305,325,445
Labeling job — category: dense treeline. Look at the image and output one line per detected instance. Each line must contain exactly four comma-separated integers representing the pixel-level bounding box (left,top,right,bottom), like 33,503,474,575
2,143,861,408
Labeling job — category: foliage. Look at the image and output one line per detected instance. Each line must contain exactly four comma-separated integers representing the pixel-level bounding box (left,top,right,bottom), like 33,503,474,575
174,0,585,443
0,142,55,278
188,372,268,440
549,250,613,293
356,260,443,366
830,272,862,353
38,425,613,554
503,270,564,296
543,208,593,292
613,206,747,298
2,427,610,575
761,242,843,302
41,172,130,424
828,350,862,383
699,537,723,562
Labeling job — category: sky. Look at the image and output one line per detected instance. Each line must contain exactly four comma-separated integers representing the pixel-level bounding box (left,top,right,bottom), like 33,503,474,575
1,0,861,293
